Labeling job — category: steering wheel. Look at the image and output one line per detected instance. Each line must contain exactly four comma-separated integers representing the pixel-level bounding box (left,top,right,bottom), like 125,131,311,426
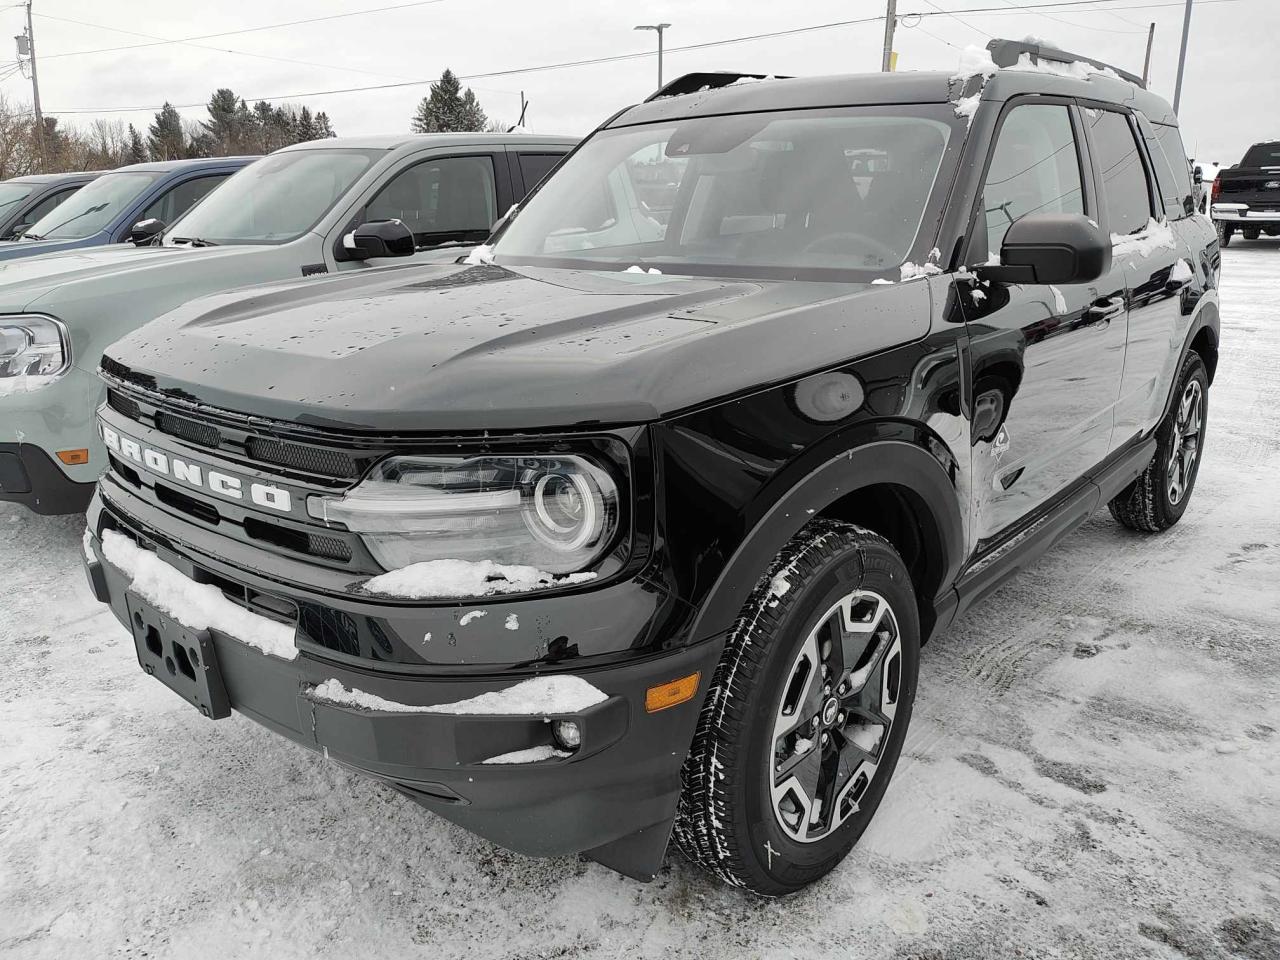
800,231,899,263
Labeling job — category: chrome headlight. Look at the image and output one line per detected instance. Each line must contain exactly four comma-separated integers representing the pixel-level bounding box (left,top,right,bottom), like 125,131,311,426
0,314,69,389
308,452,623,574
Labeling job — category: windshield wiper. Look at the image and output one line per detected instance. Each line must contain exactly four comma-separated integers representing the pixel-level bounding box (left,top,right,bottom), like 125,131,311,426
20,232,44,241
171,237,218,247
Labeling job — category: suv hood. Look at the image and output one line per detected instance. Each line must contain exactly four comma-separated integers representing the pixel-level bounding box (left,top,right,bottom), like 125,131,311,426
104,263,931,432
0,243,273,311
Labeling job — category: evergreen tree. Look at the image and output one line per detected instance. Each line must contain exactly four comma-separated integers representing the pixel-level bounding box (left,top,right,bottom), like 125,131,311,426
296,106,317,142
147,103,186,161
127,124,147,164
411,69,486,133
313,111,336,139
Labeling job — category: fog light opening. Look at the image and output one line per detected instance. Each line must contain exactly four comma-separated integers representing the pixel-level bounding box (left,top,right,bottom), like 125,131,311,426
551,719,582,752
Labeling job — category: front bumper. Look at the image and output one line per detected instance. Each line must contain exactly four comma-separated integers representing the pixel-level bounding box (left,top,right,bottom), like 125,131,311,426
0,365,106,513
83,488,722,879
1211,203,1280,223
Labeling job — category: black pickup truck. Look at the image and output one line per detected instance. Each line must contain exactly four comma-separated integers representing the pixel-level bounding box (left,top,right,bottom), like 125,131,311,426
1211,141,1280,245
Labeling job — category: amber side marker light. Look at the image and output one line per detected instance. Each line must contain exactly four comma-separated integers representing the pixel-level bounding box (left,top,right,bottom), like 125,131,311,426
56,449,90,465
645,672,701,713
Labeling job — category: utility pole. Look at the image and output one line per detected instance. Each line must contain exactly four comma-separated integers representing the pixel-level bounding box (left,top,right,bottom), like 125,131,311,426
23,0,44,172
1142,22,1155,85
634,23,671,91
1172,0,1193,114
881,0,898,72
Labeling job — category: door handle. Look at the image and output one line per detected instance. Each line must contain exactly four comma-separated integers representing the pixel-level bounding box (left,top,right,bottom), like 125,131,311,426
1086,297,1124,325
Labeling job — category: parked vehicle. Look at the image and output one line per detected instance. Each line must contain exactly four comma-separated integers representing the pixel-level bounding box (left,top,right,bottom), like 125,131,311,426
82,41,1218,895
0,157,255,262
1210,141,1280,245
0,171,104,241
0,134,573,515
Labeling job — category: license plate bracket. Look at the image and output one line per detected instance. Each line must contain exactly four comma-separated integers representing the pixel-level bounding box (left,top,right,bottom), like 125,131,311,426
127,593,231,720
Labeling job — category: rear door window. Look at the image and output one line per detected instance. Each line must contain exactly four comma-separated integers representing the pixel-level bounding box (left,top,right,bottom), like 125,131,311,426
141,174,231,226
978,102,1086,261
516,153,564,193
367,154,498,247
1084,108,1155,236
1141,119,1193,219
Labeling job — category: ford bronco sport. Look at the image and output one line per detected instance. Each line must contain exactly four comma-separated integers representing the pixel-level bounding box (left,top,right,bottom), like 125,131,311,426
83,40,1219,895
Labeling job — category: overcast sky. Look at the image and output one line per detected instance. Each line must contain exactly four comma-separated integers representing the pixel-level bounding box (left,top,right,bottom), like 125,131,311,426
0,0,1269,164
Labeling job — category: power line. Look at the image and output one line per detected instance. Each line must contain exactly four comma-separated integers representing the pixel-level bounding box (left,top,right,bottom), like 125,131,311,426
917,0,992,39
34,0,451,61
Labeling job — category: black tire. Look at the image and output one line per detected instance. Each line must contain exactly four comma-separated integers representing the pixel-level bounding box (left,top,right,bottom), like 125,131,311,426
673,518,920,896
1109,351,1208,533
1217,221,1232,247
1243,228,1260,241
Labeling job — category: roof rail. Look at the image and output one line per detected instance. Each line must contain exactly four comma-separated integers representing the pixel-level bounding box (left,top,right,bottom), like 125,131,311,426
644,71,790,102
986,38,1145,88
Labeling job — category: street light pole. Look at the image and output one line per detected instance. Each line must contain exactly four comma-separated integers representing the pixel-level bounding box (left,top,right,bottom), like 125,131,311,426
1172,0,1194,114
634,23,671,91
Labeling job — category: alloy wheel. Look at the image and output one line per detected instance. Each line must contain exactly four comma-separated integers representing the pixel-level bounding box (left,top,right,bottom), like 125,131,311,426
770,590,903,843
1167,379,1203,505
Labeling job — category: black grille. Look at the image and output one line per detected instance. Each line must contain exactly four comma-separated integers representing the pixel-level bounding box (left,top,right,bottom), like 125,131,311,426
106,388,141,422
307,533,353,561
247,435,360,479
298,603,361,657
156,411,222,449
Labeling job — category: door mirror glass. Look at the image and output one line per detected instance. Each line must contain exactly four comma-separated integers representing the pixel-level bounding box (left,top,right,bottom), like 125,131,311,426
978,213,1110,285
129,218,165,246
342,219,415,260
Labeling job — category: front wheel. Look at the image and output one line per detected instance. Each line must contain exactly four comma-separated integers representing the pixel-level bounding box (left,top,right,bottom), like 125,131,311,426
673,519,920,896
1109,351,1208,533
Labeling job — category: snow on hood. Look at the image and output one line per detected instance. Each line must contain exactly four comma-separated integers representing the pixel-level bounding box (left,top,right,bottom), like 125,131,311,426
99,529,298,660
308,675,608,715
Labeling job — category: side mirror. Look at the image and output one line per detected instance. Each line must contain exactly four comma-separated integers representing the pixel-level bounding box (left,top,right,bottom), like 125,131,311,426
1192,165,1204,185
976,213,1110,286
129,218,165,246
5,223,29,240
341,219,415,260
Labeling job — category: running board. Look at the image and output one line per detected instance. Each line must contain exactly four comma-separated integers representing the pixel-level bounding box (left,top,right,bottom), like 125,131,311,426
954,437,1157,619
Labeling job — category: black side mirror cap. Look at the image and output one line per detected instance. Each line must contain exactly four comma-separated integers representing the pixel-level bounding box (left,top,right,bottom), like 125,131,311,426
4,223,28,240
975,213,1111,286
129,218,165,246
341,219,415,260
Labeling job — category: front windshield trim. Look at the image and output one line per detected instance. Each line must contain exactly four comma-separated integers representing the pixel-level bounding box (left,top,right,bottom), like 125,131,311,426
491,104,965,284
162,148,382,247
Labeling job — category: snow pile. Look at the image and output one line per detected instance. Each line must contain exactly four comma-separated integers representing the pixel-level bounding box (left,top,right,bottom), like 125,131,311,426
1170,258,1195,283
481,745,571,764
459,610,486,626
768,572,791,601
624,265,663,274
463,244,495,265
99,530,298,660
954,93,982,123
900,261,942,282
504,614,519,631
1050,285,1067,314
1008,52,1121,82
952,44,999,82
1111,218,1177,257
362,558,597,599
309,675,608,716
82,529,96,564
871,278,895,285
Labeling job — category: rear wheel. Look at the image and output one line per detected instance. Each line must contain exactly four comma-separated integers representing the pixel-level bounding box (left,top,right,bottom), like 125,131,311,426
1216,221,1233,247
1109,351,1208,533
673,519,919,896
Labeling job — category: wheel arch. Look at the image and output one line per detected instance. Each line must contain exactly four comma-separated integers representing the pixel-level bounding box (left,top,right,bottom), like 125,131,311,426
686,433,966,647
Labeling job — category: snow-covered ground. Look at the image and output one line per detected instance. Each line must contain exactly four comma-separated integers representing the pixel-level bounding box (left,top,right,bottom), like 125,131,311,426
2,246,1278,959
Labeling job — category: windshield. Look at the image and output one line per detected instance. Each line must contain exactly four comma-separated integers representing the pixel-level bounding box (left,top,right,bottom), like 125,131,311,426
0,184,34,218
493,106,955,279
1241,142,1280,168
165,149,380,245
24,171,159,240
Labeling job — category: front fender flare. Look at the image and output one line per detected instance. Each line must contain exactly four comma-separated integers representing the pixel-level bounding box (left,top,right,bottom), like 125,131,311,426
686,437,966,645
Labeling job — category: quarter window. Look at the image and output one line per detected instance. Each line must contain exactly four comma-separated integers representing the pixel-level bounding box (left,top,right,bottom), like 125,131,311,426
367,155,497,246
979,103,1085,261
1085,108,1154,236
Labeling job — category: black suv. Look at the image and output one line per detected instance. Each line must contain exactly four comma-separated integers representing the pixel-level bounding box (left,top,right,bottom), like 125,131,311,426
83,41,1219,896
